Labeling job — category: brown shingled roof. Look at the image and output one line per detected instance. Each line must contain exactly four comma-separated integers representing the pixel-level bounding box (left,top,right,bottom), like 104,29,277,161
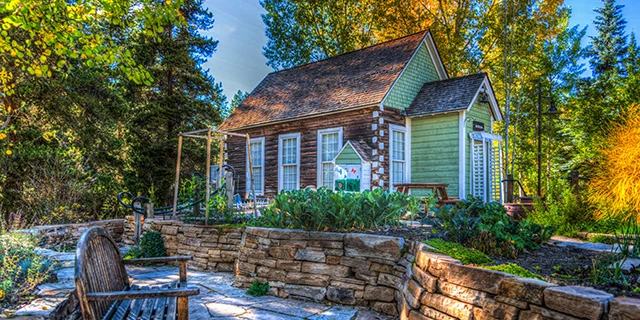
405,73,487,117
219,31,429,131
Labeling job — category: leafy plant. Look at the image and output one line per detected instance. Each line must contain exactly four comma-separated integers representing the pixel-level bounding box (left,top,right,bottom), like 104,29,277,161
614,220,640,258
483,264,544,280
423,197,555,258
139,230,167,258
0,232,55,307
425,239,493,265
246,280,270,297
251,188,420,232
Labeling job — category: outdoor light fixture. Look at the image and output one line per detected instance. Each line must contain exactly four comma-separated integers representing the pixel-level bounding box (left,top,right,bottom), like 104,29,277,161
479,92,489,103
537,83,562,198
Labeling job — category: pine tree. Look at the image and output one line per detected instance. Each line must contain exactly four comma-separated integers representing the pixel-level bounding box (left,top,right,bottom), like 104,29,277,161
126,0,226,202
589,0,627,78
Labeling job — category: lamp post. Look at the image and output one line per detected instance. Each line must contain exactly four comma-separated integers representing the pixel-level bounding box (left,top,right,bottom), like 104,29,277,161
537,82,562,197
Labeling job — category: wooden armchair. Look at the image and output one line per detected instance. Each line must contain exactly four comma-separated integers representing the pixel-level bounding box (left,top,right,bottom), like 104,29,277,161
74,226,199,320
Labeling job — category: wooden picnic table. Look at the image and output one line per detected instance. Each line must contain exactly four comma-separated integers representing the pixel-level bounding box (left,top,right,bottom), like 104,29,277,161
394,183,462,208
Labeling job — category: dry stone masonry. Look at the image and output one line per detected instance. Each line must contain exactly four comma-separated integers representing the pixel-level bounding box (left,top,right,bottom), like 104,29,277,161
233,227,410,316
398,242,640,320
124,216,243,272
26,218,640,319
30,219,124,249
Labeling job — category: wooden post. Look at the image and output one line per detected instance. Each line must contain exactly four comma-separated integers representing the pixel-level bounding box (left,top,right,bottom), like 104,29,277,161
218,135,225,187
172,135,183,219
246,134,257,218
205,130,212,225
144,202,154,218
133,201,142,246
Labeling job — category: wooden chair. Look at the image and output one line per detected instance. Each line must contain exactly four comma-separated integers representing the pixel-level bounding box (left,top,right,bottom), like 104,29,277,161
74,226,199,320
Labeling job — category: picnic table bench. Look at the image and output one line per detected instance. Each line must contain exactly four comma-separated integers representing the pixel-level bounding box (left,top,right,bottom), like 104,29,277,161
75,226,199,320
394,183,463,208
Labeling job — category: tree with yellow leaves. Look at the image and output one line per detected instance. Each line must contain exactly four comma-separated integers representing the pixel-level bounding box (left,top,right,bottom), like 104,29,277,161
589,106,640,222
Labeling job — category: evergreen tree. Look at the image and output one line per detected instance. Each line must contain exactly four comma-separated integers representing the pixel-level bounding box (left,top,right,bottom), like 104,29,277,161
589,0,627,78
223,90,249,119
126,0,226,203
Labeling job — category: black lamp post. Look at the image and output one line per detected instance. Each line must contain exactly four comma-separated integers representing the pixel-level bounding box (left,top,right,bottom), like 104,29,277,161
537,82,562,198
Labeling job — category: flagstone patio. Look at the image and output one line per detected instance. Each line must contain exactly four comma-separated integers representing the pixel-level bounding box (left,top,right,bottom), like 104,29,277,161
13,249,391,320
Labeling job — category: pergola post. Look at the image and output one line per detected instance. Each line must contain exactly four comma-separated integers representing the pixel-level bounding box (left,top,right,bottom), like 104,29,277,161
245,134,257,218
172,135,183,219
205,129,212,225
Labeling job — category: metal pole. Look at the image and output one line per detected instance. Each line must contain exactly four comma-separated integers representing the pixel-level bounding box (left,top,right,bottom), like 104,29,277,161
205,130,212,225
537,82,542,198
172,135,183,219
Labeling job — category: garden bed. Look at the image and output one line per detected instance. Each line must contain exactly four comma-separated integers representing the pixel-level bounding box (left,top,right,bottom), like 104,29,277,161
493,243,640,298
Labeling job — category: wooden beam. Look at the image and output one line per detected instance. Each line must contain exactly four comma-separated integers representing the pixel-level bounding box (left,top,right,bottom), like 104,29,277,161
211,129,247,138
180,134,223,140
180,128,211,135
172,135,183,219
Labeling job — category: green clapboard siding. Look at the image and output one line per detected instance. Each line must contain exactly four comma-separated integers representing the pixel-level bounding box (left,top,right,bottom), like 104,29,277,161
384,43,440,110
335,144,361,164
411,113,460,197
465,100,494,196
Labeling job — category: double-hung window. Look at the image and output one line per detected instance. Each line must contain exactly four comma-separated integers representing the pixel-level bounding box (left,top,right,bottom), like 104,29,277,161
247,137,264,195
317,128,343,189
278,133,300,191
390,125,407,189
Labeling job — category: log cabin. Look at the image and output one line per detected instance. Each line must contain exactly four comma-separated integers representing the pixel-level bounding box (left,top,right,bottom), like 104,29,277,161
218,30,503,202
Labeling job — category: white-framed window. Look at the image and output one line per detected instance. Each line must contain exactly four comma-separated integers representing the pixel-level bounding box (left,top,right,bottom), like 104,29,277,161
278,133,300,191
390,124,407,190
317,127,343,189
246,137,265,195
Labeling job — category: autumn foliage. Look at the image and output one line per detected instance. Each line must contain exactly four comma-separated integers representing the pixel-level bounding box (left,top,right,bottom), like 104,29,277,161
589,105,640,222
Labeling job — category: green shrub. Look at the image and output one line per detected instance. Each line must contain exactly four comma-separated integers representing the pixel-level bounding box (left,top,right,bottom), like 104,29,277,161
423,197,555,258
246,280,270,297
425,239,493,265
139,230,167,258
0,232,55,307
483,264,544,280
251,188,420,232
527,178,612,236
124,230,167,259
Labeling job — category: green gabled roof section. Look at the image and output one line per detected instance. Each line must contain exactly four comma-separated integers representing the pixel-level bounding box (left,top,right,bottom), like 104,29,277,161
382,42,442,110
334,140,372,164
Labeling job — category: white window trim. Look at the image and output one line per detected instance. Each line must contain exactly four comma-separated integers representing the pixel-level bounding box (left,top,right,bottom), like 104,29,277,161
246,137,265,196
316,127,343,190
278,133,301,192
389,124,408,191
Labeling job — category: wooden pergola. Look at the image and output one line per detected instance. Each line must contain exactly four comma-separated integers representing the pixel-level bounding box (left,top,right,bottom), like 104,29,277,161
171,128,257,221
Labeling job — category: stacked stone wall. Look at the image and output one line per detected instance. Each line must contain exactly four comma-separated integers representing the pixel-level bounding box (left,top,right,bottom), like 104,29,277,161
29,219,125,249
398,243,640,320
234,227,411,316
124,217,243,272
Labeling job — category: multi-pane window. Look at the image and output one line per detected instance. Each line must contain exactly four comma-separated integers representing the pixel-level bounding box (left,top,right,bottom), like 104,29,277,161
279,133,300,191
391,126,407,188
247,138,264,195
318,128,342,189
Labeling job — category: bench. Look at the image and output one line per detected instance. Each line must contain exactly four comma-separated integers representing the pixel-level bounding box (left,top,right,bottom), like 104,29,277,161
74,226,199,320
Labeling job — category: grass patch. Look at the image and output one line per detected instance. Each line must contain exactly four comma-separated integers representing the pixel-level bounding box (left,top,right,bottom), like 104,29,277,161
589,234,617,245
483,263,544,280
424,239,493,265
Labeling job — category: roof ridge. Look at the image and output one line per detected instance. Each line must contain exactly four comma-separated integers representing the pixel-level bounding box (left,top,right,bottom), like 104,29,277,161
266,30,430,76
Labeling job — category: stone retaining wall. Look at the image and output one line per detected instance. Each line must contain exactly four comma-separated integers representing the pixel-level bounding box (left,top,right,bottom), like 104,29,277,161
398,242,640,320
28,219,125,249
233,227,411,316
124,217,243,272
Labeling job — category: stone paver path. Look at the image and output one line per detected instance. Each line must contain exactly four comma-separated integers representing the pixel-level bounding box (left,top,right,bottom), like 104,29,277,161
14,249,391,320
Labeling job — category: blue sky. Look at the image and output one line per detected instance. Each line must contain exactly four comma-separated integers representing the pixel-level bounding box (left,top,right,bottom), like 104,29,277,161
201,0,640,101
